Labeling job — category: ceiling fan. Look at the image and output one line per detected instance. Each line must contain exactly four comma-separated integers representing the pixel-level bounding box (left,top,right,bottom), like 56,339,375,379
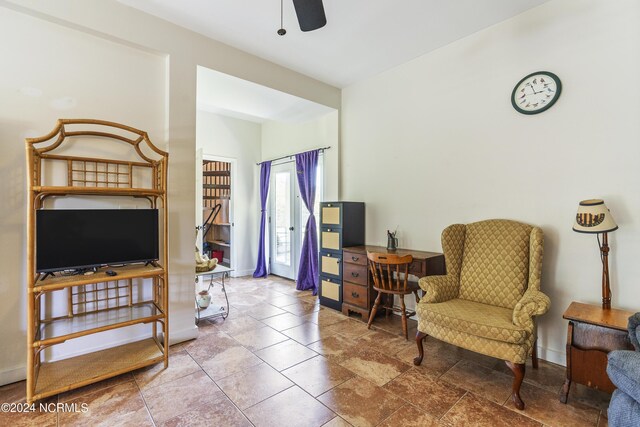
278,0,327,36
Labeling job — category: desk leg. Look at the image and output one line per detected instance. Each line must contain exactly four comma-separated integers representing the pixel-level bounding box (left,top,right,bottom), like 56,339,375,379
559,322,573,404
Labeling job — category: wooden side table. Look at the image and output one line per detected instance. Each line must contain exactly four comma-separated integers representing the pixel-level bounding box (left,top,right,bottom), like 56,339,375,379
559,301,634,403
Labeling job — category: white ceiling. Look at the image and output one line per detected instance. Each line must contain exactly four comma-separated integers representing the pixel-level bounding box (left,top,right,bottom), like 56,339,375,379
118,0,549,88
197,66,336,123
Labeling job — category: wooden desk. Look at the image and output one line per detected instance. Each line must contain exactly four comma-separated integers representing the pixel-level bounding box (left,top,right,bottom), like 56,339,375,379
560,301,634,403
341,245,445,319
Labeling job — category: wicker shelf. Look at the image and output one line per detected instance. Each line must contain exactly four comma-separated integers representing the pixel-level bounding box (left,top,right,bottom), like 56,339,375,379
26,119,169,403
36,302,163,346
34,338,164,401
34,264,165,292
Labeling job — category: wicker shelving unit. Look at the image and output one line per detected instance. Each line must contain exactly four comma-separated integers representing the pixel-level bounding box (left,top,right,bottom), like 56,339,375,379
25,119,169,403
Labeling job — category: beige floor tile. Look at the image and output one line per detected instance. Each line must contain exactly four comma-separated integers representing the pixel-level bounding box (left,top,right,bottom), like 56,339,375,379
260,312,309,331
509,382,600,427
282,322,331,345
243,303,287,320
369,314,418,337
230,326,289,352
133,350,201,390
0,381,58,427
59,372,134,403
244,385,335,427
282,301,322,316
322,416,353,426
440,359,513,404
183,328,240,363
493,358,566,394
141,370,221,424
384,368,466,418
267,294,302,308
394,342,460,378
158,391,251,427
568,383,612,412
323,319,375,340
255,339,319,371
60,381,153,427
213,314,266,336
282,356,355,397
304,309,347,327
318,376,405,427
377,404,441,427
199,345,264,380
353,330,414,357
215,363,293,410
306,334,360,364
339,347,411,386
441,393,542,427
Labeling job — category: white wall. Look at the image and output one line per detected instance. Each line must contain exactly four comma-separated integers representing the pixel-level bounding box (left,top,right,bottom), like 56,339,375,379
262,110,339,201
341,0,640,365
0,7,166,382
0,0,340,385
196,111,262,277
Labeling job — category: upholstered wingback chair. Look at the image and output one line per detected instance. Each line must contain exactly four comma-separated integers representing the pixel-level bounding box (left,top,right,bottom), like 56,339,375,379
414,219,550,410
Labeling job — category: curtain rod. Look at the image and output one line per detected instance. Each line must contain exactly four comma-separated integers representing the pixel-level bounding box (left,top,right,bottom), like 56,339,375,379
256,146,331,165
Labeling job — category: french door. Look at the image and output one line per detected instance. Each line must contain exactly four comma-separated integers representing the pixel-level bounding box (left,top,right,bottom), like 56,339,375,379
268,157,323,280
269,162,299,279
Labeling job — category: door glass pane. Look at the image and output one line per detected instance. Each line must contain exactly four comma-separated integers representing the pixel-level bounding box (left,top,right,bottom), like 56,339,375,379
274,171,291,266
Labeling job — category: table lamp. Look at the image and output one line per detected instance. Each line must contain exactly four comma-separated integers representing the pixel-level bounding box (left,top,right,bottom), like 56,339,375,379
572,199,618,309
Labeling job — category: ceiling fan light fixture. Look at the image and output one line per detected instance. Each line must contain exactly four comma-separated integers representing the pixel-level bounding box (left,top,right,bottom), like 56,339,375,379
292,0,327,32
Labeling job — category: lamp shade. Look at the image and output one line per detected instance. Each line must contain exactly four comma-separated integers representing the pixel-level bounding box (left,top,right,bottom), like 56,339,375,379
573,199,618,233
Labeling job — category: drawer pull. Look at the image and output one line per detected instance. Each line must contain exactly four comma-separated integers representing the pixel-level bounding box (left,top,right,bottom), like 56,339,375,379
351,272,359,277
351,256,359,262
351,291,359,298
327,228,332,232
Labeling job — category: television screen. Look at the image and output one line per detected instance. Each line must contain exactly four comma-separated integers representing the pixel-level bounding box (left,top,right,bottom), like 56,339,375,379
36,209,159,273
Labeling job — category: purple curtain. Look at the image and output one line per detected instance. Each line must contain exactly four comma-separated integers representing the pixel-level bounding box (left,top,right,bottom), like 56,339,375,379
295,150,319,294
253,161,271,278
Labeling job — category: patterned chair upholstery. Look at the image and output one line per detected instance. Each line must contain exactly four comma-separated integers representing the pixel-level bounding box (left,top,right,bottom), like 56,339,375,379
414,219,550,410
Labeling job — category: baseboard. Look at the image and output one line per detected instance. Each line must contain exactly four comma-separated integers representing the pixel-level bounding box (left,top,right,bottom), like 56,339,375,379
538,346,565,366
0,365,26,386
232,268,254,278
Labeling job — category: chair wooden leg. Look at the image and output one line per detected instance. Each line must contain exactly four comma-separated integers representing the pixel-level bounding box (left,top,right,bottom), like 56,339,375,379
531,339,539,369
413,290,420,304
367,292,382,329
505,361,526,410
400,297,408,340
414,331,427,366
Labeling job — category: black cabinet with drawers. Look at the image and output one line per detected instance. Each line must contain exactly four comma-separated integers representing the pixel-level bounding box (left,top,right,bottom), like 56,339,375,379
318,202,365,311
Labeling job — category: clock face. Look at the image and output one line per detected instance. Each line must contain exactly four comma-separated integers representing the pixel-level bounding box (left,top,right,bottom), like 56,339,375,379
511,71,562,115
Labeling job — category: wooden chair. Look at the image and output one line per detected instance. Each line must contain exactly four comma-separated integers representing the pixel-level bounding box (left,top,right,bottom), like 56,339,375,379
367,252,418,340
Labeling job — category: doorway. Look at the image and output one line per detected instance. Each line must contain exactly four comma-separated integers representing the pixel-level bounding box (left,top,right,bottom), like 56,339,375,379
268,156,323,280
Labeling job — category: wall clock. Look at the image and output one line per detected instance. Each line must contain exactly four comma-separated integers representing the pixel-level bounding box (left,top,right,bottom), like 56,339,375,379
511,71,562,115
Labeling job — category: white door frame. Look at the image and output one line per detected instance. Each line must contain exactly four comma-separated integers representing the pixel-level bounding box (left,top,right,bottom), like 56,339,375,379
201,153,237,276
268,161,300,280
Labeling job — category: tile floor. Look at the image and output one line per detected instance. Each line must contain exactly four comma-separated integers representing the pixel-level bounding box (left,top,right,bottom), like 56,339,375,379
1,275,611,427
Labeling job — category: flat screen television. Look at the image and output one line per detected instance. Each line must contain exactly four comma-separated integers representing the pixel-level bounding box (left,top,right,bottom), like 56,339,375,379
36,209,159,273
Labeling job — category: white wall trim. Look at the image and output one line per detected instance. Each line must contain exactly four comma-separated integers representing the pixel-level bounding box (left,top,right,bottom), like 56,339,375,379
0,365,26,386
233,268,255,278
170,325,199,345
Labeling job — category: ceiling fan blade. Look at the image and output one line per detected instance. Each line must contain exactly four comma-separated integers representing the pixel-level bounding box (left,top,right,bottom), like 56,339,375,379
292,0,327,32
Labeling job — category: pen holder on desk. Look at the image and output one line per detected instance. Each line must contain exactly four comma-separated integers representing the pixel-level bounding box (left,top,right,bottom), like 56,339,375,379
387,235,398,251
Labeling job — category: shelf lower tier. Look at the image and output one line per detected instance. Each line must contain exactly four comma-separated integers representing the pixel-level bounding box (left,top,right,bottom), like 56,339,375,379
36,302,164,346
33,338,164,402
34,264,165,292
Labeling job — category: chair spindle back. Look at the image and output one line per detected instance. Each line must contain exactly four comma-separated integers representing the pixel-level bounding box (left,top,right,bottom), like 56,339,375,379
367,252,413,292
